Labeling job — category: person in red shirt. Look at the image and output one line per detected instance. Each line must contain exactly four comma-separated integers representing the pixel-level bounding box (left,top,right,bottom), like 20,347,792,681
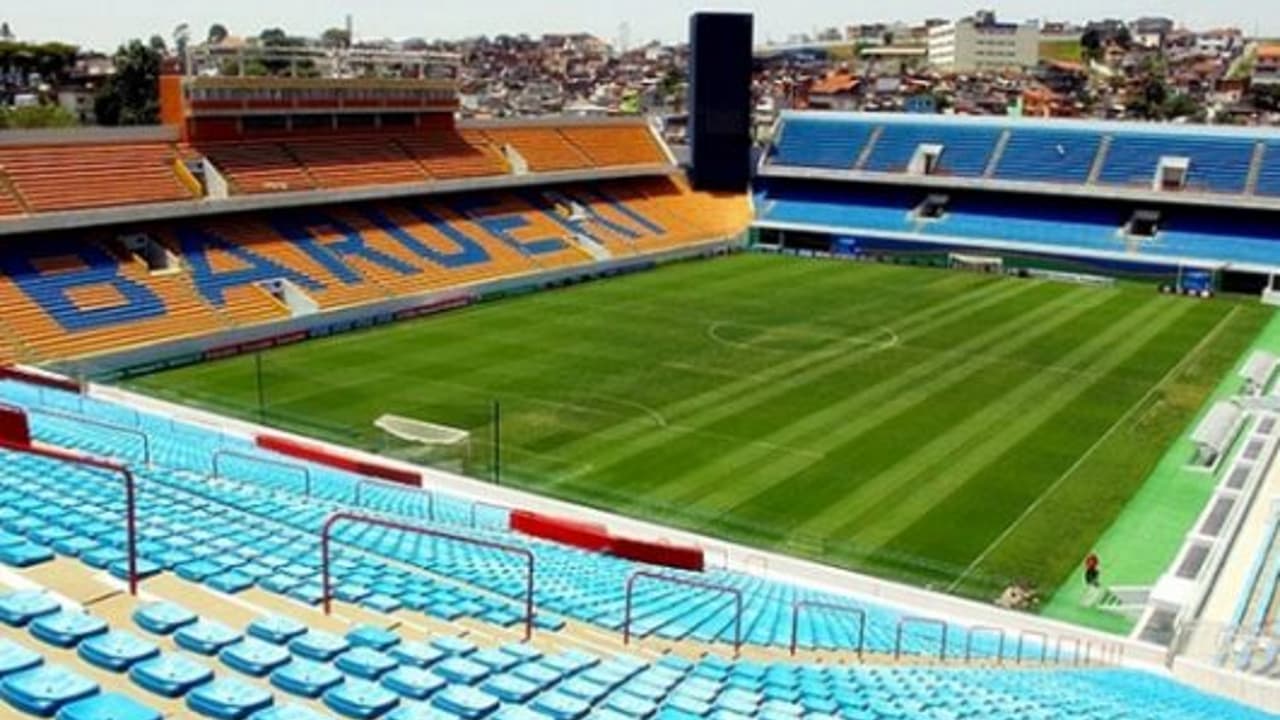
1084,553,1100,587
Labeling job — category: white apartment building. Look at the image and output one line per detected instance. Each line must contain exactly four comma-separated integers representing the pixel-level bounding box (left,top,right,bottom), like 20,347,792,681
928,11,1041,73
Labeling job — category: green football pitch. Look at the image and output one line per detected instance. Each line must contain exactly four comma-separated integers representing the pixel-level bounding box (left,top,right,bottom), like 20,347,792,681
124,253,1272,602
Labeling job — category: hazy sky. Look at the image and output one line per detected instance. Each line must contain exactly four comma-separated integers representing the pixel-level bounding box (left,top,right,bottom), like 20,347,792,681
5,1,1278,52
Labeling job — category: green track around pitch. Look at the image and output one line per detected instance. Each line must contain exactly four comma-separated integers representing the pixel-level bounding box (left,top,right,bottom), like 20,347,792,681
125,253,1273,606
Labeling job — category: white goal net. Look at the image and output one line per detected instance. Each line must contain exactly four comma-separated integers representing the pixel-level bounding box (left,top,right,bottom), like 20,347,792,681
374,414,471,467
949,253,1004,273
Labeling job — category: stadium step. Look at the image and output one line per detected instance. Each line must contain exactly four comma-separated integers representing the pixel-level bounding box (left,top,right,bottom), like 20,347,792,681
1087,134,1113,184
854,125,883,170
983,129,1012,178
1246,141,1267,195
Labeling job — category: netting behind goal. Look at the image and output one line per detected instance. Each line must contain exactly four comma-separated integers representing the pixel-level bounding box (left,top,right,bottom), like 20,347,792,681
948,253,1003,273
374,414,471,469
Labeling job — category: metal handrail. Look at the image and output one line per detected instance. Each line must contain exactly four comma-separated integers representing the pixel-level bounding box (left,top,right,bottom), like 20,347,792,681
789,601,865,658
964,625,1006,662
623,571,743,656
0,438,139,595
1016,630,1049,664
213,449,312,498
895,617,948,661
320,511,535,640
27,407,151,466
1056,636,1082,666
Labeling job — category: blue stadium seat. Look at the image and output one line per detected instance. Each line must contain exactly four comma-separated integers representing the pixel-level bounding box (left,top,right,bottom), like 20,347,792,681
771,117,875,170
1098,133,1255,193
864,123,1001,177
995,128,1103,183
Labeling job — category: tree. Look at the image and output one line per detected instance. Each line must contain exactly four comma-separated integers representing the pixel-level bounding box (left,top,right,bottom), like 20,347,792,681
148,35,167,54
207,23,229,45
1163,92,1200,120
0,103,78,129
321,27,350,49
172,23,190,59
1081,29,1102,63
94,39,162,126
0,22,13,41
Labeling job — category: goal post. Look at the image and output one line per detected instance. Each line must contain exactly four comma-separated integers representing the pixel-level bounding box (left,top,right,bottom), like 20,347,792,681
374,414,471,469
948,253,1003,274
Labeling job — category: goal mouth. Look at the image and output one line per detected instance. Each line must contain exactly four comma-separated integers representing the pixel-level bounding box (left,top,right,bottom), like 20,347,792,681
374,414,471,447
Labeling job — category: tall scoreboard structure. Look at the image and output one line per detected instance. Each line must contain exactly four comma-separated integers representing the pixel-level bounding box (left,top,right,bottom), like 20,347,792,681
159,45,461,141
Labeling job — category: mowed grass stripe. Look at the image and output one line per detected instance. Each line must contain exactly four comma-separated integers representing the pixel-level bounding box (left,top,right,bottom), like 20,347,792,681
541,276,1044,487
209,257,965,443
647,284,1110,509
829,295,1195,549
936,302,1256,595
521,269,1011,469
717,291,1164,535
555,280,1071,499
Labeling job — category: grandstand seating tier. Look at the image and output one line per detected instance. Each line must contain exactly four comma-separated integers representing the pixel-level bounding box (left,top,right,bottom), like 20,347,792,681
480,128,593,173
558,126,668,168
993,129,1103,184
0,179,745,362
0,379,1270,719
0,143,194,213
1097,135,1257,194
1257,143,1280,197
769,117,876,170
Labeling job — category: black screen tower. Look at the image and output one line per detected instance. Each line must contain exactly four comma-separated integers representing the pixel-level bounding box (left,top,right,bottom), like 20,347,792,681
688,12,753,192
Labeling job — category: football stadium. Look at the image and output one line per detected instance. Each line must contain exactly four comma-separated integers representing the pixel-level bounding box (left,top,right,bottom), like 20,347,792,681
0,11,1275,720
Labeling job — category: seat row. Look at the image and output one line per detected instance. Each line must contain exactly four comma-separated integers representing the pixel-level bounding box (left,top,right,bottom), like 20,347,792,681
767,115,1280,198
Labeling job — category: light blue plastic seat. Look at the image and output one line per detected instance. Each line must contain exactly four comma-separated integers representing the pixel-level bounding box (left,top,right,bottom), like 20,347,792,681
529,690,591,720
269,659,342,699
30,611,109,648
56,692,162,720
129,653,214,697
289,630,349,662
0,590,61,627
481,674,538,703
429,636,475,657
0,541,55,567
176,621,243,655
433,657,489,686
1,664,99,716
77,631,160,671
323,678,401,719
389,642,445,669
132,602,197,635
346,625,400,652
247,616,307,645
220,639,291,677
430,686,498,719
248,704,331,720
0,638,43,677
381,666,446,700
336,647,398,680
186,677,274,719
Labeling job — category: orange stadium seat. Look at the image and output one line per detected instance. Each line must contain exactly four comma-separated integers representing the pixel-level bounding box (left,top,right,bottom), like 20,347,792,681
480,127,593,172
0,239,231,360
0,184,25,217
196,142,316,194
0,178,746,361
285,137,430,189
396,131,509,179
0,142,195,213
560,124,669,167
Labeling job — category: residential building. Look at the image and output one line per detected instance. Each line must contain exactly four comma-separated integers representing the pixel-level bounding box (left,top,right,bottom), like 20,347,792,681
927,11,1040,73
